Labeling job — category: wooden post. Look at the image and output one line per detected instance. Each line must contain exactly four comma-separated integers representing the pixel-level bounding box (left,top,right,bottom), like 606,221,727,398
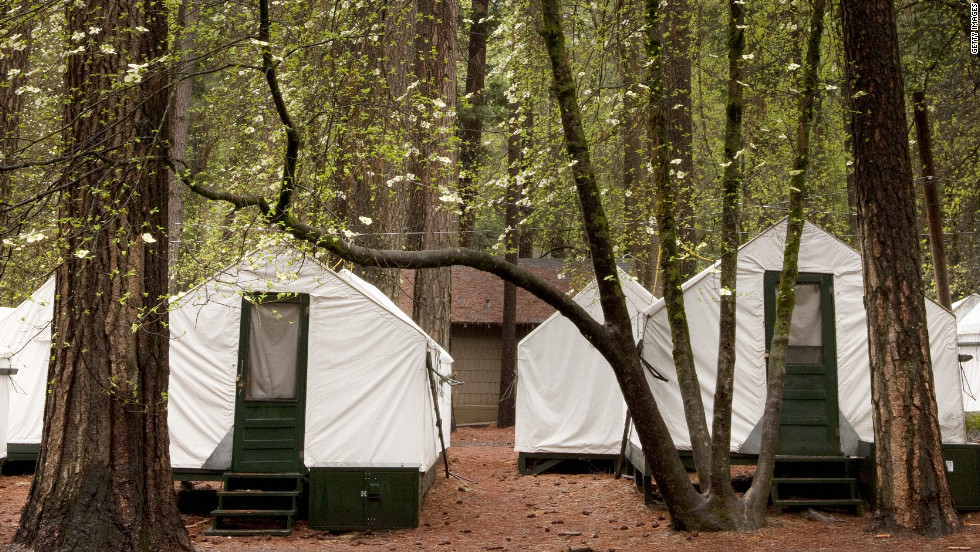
426,354,451,478
912,90,952,310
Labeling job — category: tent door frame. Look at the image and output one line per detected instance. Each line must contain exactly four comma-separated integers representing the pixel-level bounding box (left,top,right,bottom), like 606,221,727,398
232,292,310,473
764,271,840,456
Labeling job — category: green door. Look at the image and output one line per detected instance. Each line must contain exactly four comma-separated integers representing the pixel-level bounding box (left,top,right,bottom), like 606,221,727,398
764,272,839,456
233,293,309,473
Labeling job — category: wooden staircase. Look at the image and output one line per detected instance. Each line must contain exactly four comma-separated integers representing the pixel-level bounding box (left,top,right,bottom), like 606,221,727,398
205,473,304,536
770,456,864,514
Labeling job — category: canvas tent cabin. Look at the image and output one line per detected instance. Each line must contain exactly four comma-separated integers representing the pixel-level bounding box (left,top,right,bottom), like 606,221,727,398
1,250,453,534
958,304,980,412
626,220,978,511
167,248,452,534
514,269,652,474
0,277,54,463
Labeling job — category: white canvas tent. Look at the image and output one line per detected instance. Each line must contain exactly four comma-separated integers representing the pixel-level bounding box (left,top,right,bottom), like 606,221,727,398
515,270,652,457
633,220,965,457
0,277,55,457
2,250,453,476
168,249,452,474
957,304,980,412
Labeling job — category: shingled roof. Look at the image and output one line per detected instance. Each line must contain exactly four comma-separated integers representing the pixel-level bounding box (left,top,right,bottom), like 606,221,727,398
397,259,582,325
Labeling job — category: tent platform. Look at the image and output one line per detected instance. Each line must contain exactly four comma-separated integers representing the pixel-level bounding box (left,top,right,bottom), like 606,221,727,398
517,451,619,475
4,443,38,463
623,441,980,512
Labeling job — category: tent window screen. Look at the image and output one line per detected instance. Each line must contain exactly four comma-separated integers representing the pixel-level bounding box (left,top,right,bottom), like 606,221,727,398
786,282,823,365
246,301,300,400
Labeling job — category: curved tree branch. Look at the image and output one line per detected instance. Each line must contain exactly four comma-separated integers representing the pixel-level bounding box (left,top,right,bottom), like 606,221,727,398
258,0,299,222
184,173,611,354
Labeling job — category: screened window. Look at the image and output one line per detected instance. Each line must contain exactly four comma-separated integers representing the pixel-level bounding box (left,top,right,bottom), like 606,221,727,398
245,301,300,400
786,282,823,365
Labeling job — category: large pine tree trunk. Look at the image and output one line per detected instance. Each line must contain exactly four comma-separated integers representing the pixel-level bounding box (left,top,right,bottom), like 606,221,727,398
840,0,960,536
458,0,489,249
406,0,459,349
9,1,192,550
498,101,522,428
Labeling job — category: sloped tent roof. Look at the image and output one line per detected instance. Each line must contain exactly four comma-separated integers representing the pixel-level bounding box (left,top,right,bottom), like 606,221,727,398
168,248,452,471
514,269,653,455
634,220,965,456
0,277,55,450
957,302,980,411
954,294,980,321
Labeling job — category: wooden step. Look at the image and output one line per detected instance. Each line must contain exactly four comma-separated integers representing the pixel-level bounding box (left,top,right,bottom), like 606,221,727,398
222,472,305,478
774,455,852,463
772,477,856,484
204,527,293,537
208,472,305,536
217,489,301,498
210,509,297,517
772,498,864,508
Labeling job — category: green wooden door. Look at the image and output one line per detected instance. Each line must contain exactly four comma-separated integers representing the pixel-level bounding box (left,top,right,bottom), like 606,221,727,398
764,272,839,456
233,293,309,473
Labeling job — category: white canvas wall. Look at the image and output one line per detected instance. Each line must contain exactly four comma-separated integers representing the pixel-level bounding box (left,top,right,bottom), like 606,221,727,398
167,250,452,473
958,304,980,412
515,270,653,455
0,277,54,447
634,221,965,455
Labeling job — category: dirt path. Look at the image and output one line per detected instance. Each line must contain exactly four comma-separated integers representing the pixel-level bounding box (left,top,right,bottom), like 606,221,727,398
3,426,980,550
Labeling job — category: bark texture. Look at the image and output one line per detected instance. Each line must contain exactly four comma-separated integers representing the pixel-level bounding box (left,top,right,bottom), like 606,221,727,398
646,0,711,485
498,101,522,428
458,0,489,248
10,0,192,550
406,0,459,349
841,0,960,536
663,0,697,281
166,0,197,285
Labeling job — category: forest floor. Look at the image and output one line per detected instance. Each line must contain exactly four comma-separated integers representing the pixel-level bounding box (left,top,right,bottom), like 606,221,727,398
3,425,980,551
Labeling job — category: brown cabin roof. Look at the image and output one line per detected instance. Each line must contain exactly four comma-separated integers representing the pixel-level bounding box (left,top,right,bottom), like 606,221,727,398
397,259,581,326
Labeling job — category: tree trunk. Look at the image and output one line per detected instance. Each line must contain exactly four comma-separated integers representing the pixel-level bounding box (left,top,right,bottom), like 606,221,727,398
9,0,192,550
743,0,828,520
912,90,952,310
841,0,960,536
0,0,32,280
406,0,459,350
166,0,197,288
664,0,697,281
617,0,658,291
498,101,522,428
707,0,748,515
646,0,712,484
458,0,490,249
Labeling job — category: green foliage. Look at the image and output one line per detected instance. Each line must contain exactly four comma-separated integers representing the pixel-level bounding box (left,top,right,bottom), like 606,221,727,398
2,0,979,304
